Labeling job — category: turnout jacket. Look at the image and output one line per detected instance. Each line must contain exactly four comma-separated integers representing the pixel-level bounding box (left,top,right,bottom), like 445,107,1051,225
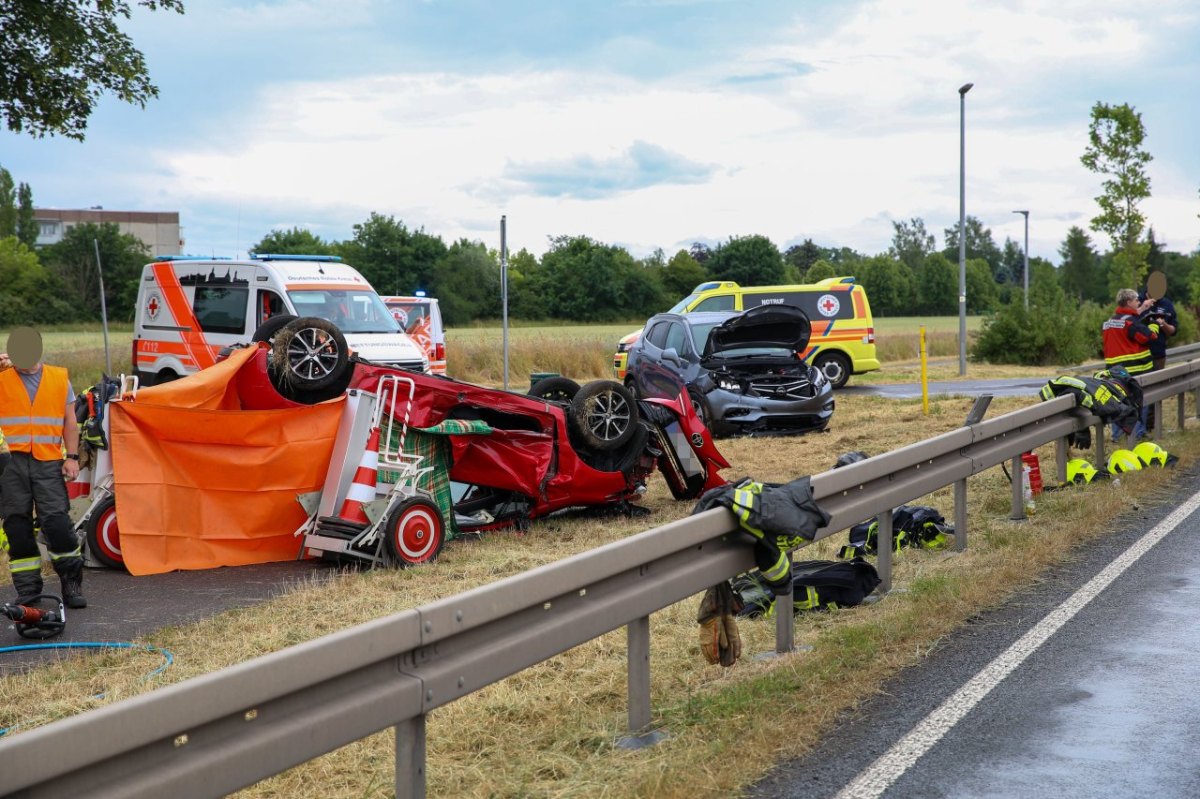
1102,307,1156,375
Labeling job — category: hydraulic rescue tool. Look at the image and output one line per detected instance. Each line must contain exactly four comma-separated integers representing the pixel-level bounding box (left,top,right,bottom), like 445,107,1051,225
2,595,67,639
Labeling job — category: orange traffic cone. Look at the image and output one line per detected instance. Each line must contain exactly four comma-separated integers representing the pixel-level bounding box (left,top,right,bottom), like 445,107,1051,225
337,427,381,526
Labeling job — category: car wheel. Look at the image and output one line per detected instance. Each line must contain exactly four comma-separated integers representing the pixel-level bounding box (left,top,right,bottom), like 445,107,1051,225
84,494,126,570
153,369,179,386
814,352,851,390
569,380,639,452
383,496,446,566
251,314,299,343
529,376,582,404
269,317,350,392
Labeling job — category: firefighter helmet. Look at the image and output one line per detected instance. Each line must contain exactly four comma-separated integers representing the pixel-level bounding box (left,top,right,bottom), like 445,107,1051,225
1065,458,1099,485
1132,441,1177,468
1107,448,1143,475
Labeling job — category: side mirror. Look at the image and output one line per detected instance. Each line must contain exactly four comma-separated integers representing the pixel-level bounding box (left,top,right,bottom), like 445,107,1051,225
663,347,682,366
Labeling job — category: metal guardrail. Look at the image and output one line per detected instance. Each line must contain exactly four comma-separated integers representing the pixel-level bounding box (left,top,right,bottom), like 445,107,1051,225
5,360,1200,798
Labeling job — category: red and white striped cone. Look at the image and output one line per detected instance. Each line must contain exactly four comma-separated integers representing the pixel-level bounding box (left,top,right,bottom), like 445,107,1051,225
336,427,381,526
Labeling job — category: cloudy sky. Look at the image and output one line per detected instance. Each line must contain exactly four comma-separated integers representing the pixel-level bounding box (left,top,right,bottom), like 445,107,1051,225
4,0,1199,264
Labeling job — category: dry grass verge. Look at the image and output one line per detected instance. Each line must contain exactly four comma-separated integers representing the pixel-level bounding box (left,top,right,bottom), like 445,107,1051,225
3,392,1199,798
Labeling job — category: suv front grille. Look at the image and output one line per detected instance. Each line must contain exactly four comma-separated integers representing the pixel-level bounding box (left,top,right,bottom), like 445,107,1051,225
380,360,429,374
747,376,814,400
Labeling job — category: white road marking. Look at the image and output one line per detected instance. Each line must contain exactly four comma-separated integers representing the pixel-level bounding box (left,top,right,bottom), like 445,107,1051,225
835,487,1200,799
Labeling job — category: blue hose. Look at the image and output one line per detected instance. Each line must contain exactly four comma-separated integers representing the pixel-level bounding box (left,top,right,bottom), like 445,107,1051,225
0,641,174,737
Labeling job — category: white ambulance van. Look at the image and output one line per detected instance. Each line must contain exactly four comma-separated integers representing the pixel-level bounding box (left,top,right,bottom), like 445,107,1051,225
133,254,429,385
380,294,447,375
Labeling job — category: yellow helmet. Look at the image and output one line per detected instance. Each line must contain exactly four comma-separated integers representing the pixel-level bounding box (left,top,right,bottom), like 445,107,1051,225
1065,458,1099,485
1107,448,1143,475
1133,441,1177,468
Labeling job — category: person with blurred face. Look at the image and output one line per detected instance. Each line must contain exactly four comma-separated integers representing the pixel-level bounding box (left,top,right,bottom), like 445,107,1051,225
0,327,86,608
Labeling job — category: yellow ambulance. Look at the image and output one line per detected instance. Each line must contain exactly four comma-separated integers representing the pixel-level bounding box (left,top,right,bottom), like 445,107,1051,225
614,277,879,389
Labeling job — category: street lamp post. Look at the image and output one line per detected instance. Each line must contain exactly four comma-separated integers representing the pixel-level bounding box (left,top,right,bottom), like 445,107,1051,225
1012,210,1029,310
958,82,973,377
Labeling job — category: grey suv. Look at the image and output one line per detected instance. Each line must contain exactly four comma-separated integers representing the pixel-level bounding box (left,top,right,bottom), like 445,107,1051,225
624,305,834,437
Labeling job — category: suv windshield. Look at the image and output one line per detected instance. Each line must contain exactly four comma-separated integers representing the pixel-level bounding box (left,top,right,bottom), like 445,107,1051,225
288,289,401,334
690,321,795,359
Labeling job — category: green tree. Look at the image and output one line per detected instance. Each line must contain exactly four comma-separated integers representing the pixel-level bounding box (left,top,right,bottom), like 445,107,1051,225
1001,238,1024,286
0,236,78,325
430,239,500,325
965,258,999,313
1161,250,1195,306
40,222,148,321
251,226,335,256
784,239,822,276
707,234,784,286
803,259,836,283
1081,101,1153,283
889,217,936,271
855,254,914,316
505,248,545,320
661,249,707,298
335,213,447,296
1058,226,1101,302
536,236,664,322
943,216,1002,278
0,166,15,236
1,1,185,140
16,182,35,247
916,253,957,315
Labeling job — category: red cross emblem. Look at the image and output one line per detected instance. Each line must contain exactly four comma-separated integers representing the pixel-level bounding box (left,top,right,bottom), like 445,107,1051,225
818,294,840,317
146,294,161,320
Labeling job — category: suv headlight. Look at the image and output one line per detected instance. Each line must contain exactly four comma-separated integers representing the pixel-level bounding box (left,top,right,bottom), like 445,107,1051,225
811,368,828,388
717,377,740,392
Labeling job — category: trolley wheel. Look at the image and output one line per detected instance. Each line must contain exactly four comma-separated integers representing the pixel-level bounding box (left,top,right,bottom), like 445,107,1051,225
84,494,125,570
383,497,446,566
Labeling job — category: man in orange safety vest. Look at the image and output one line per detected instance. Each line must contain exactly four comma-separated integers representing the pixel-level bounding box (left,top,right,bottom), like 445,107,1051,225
0,327,86,608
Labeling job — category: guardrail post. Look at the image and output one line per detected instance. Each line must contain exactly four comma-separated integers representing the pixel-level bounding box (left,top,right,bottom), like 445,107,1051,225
1009,453,1026,521
627,615,652,732
1055,437,1068,485
1095,422,1106,471
616,615,666,748
953,479,967,552
1151,401,1162,440
877,509,894,592
1178,392,1187,432
1193,388,1199,419
395,714,427,799
775,574,795,654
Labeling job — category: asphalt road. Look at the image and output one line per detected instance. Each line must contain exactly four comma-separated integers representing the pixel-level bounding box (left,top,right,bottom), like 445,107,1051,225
0,560,334,673
748,460,1200,799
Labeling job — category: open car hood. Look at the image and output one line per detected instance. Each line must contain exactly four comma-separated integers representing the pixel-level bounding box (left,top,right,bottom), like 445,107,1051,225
702,304,812,359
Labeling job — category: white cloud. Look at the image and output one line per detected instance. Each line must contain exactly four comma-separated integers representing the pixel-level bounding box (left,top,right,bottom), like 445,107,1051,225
148,0,1200,260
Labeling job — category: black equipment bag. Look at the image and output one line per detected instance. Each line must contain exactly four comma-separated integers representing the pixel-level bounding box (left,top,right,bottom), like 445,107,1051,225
733,558,881,618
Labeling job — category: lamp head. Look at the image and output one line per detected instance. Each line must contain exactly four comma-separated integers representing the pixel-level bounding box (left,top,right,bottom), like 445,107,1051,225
959,82,974,95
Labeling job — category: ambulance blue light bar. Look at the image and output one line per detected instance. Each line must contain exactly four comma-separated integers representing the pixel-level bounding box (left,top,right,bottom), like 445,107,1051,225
250,254,342,262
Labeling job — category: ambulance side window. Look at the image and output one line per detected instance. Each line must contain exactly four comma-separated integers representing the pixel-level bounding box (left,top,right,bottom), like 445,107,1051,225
193,287,249,335
691,295,735,312
257,290,286,327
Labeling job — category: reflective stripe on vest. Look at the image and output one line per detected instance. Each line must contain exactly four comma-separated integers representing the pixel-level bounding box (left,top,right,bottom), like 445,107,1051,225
0,365,69,461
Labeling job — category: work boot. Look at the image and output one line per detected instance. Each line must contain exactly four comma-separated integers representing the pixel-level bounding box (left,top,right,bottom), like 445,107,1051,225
53,557,87,609
12,569,44,605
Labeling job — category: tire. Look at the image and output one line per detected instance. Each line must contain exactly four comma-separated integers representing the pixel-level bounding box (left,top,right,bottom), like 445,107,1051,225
269,317,350,392
814,352,852,390
383,496,446,566
569,380,639,452
84,494,125,570
153,369,180,387
529,376,581,404
251,314,299,343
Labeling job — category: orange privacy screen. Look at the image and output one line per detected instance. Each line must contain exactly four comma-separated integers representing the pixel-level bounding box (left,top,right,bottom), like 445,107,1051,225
110,347,344,575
